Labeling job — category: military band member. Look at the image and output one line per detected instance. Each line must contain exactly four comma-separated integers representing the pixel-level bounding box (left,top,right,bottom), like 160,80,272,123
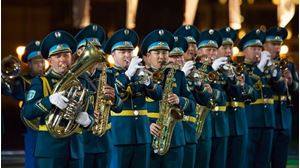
175,25,213,168
198,29,240,168
238,28,286,168
218,27,254,168
2,41,45,168
169,35,197,168
74,24,123,168
22,30,94,168
142,29,195,168
263,26,299,168
103,28,162,168
174,25,200,62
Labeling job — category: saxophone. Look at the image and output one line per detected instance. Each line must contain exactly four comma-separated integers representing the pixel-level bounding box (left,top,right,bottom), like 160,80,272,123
91,65,113,137
152,65,183,155
45,42,106,138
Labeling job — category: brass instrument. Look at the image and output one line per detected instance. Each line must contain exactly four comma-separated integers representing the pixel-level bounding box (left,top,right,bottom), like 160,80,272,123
233,54,245,76
45,42,106,138
136,67,164,84
152,65,183,155
91,64,114,137
195,104,210,138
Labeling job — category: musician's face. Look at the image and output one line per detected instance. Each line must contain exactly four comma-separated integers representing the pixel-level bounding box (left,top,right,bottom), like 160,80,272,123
146,50,169,69
218,44,233,58
28,57,45,76
263,42,281,59
183,43,197,61
168,55,184,69
198,47,218,64
243,46,262,63
112,49,133,68
48,52,72,75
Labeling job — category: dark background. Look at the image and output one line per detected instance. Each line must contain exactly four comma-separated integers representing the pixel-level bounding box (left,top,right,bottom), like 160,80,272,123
1,0,299,152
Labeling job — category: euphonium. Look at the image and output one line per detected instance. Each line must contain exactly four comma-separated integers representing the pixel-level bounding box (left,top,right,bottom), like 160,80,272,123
45,42,105,138
152,64,183,155
91,64,114,137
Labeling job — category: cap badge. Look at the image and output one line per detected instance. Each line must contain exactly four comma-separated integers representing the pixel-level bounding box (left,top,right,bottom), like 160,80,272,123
124,29,130,35
159,30,164,36
54,32,61,38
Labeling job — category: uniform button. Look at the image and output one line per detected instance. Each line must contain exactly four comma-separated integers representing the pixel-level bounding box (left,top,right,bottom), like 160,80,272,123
134,110,139,116
216,113,219,116
135,117,138,120
233,98,236,101
234,108,237,111
264,95,267,98
264,105,267,108
134,105,137,108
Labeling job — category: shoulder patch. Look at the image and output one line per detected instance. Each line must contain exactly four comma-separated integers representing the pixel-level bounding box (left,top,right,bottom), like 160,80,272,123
26,90,36,101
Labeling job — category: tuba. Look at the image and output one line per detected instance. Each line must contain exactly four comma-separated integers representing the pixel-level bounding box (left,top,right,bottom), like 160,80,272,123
152,64,183,155
45,42,105,138
91,64,113,137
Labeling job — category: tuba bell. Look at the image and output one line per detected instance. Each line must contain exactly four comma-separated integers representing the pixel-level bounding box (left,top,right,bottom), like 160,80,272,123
45,42,106,138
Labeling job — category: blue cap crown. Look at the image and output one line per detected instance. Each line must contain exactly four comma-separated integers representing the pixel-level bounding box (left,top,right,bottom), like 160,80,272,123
41,30,77,58
238,29,266,50
265,26,287,43
141,29,174,55
103,28,138,54
170,36,188,56
75,24,106,49
197,29,222,48
219,27,237,45
22,41,43,63
174,25,200,44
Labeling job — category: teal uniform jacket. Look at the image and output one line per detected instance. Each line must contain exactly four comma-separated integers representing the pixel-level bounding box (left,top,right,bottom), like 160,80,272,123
245,64,286,128
147,68,195,147
21,69,94,159
112,66,163,145
81,70,123,154
273,62,298,130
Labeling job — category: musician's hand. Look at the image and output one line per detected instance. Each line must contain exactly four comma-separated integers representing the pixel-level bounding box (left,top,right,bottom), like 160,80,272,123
283,69,293,86
125,56,144,80
257,51,271,72
168,93,179,105
181,61,194,76
237,75,245,86
103,85,115,102
49,91,69,110
150,123,161,137
203,83,213,94
212,57,227,71
76,112,91,127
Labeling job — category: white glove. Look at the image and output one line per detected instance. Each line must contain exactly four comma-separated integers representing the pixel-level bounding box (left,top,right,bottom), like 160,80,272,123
181,61,195,76
212,57,228,71
138,71,151,86
49,92,69,110
75,112,91,127
125,56,144,80
257,51,271,72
